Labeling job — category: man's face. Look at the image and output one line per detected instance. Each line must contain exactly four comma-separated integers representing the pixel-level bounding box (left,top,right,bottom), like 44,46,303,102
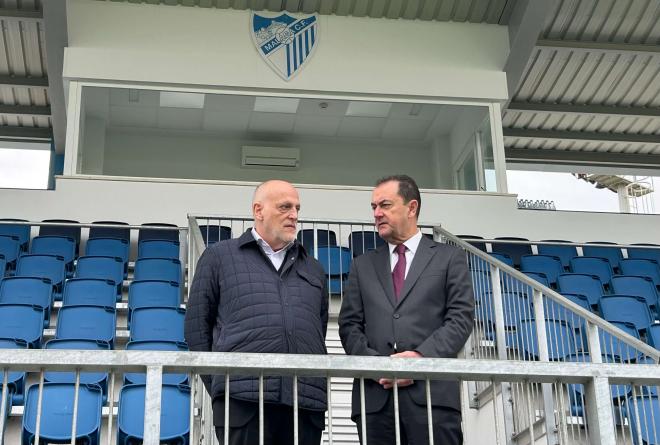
371,180,418,244
255,183,300,250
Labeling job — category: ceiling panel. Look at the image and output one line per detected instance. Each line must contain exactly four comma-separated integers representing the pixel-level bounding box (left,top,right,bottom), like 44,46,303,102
248,111,296,133
337,116,385,138
202,110,251,132
293,115,341,136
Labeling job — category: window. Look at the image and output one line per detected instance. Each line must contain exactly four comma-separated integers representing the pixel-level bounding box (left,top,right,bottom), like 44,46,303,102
0,147,51,190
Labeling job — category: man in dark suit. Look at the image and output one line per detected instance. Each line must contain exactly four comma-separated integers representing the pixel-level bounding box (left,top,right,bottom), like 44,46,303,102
338,174,474,445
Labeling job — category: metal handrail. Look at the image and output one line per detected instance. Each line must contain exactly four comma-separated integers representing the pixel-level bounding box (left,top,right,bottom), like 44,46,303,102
458,237,660,250
0,220,188,231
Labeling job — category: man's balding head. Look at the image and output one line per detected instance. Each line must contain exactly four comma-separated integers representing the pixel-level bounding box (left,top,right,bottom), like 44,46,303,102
252,180,300,250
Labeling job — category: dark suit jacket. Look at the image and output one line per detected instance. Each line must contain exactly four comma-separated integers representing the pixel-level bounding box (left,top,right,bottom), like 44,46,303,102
338,234,474,417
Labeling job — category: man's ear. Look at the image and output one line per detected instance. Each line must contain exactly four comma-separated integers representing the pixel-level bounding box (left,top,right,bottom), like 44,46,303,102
408,200,419,218
253,202,263,220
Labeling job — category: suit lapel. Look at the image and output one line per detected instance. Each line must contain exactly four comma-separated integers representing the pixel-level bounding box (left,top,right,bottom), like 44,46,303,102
396,235,436,307
373,245,397,308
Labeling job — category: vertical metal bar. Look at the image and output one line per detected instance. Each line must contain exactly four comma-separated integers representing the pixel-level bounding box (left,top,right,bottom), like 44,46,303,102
293,374,299,445
393,379,401,445
143,365,164,445
188,372,195,445
491,381,502,445
489,265,508,360
34,369,44,444
70,369,81,445
426,379,434,445
106,371,116,445
224,373,230,445
584,376,617,445
525,381,535,444
327,376,333,445
631,386,643,445
0,369,8,444
259,373,264,445
360,377,367,445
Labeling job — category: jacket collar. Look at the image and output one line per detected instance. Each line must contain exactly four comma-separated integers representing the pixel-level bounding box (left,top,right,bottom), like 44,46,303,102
237,228,308,259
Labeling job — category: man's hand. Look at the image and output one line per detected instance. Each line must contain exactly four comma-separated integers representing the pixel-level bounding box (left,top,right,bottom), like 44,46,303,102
378,350,423,389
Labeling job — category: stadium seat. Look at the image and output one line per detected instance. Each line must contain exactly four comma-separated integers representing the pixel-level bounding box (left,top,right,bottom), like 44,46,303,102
75,255,124,299
124,340,188,385
570,257,613,286
317,246,351,294
627,394,660,445
348,230,385,257
117,383,190,445
30,235,76,276
85,237,130,277
138,222,179,243
62,278,117,308
0,277,53,327
557,273,604,309
517,318,576,361
456,235,487,252
138,239,180,260
0,256,5,277
0,235,20,271
55,305,116,348
491,237,532,268
128,280,180,326
480,291,533,347
521,255,563,286
537,240,577,270
44,339,110,401
89,220,130,243
297,228,337,251
610,276,660,318
648,324,660,350
130,307,185,342
582,242,623,271
489,252,514,268
599,321,640,361
0,304,44,348
22,382,102,445
599,295,653,333
16,254,66,300
524,271,549,288
0,219,30,253
620,259,660,289
39,219,81,255
198,224,232,245
627,243,660,265
134,258,181,285
0,338,27,405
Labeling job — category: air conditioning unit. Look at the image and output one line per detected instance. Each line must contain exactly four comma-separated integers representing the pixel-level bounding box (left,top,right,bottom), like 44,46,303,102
241,146,300,169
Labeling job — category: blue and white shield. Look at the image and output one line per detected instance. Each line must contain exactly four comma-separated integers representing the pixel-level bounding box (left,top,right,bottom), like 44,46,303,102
251,12,319,81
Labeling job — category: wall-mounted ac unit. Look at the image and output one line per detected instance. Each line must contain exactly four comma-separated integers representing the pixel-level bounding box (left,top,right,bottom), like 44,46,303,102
241,146,300,169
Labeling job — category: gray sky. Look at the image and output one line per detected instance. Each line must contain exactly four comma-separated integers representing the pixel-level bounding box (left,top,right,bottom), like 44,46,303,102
0,148,50,189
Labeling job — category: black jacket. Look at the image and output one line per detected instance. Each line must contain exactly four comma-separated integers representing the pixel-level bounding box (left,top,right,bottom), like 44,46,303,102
184,230,329,411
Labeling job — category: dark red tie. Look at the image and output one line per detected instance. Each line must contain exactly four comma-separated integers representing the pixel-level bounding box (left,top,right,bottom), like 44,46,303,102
392,244,407,300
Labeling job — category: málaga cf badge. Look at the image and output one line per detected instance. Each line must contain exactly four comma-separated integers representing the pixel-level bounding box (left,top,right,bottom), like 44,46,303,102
251,12,319,81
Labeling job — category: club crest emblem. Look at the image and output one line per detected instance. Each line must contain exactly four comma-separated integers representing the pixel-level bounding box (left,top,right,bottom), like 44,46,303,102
250,12,319,81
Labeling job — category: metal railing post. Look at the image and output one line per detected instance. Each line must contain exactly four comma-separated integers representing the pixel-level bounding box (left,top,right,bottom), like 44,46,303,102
583,376,617,445
143,365,164,445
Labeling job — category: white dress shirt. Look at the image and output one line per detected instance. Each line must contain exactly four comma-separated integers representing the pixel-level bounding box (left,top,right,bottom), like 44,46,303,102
251,228,292,270
388,230,423,279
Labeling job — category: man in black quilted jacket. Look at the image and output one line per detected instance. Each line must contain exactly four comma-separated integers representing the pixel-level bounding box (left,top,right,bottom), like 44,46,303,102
184,179,329,445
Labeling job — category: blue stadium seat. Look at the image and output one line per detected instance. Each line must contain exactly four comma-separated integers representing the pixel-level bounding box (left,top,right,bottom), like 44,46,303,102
75,255,124,300
199,224,232,245
62,278,117,308
480,291,533,347
131,307,185,342
124,340,188,385
297,228,337,251
138,239,180,260
0,304,44,348
610,275,660,318
39,219,81,255
30,235,76,276
648,324,660,350
456,235,487,252
524,271,549,287
317,246,351,294
128,280,180,326
348,230,385,257
134,258,181,285
521,255,563,286
117,383,190,445
627,243,660,265
44,339,110,401
139,222,179,243
627,394,660,445
570,257,613,285
85,237,130,277
582,242,623,271
16,254,66,300
0,219,30,253
89,220,130,242
0,235,20,271
517,318,576,361
0,256,5,277
491,237,532,268
0,338,28,405
537,240,577,270
599,321,640,361
599,295,653,333
55,305,116,348
22,382,102,445
557,273,604,309
0,277,53,327
489,252,514,268
470,270,492,297
620,259,660,289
